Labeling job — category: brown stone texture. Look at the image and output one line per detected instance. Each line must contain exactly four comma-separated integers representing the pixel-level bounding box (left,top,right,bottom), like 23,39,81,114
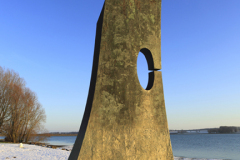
69,0,173,159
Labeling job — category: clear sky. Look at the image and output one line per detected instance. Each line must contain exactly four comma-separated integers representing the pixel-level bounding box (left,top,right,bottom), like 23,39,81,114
0,0,239,132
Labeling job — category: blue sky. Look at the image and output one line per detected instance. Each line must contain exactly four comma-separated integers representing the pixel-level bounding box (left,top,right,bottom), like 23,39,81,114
0,0,239,132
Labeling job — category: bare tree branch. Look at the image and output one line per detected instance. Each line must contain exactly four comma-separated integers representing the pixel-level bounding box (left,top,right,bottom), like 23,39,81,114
0,66,46,143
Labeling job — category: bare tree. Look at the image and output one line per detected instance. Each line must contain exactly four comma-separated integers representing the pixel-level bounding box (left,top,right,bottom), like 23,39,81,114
0,67,9,131
0,67,25,132
0,66,46,143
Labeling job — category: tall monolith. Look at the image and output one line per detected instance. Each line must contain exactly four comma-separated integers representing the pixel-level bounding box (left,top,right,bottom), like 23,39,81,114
69,0,173,159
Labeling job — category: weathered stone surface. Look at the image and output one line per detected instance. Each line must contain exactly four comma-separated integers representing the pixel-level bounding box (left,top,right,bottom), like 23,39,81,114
69,0,173,159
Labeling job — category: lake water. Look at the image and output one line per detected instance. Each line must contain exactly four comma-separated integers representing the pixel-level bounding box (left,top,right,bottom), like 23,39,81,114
1,134,240,159
44,134,240,160
42,136,76,146
170,134,240,160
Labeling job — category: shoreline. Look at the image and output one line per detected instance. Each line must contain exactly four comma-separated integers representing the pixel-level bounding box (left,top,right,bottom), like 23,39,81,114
36,133,78,137
0,139,72,151
0,143,71,159
0,142,226,160
0,134,78,137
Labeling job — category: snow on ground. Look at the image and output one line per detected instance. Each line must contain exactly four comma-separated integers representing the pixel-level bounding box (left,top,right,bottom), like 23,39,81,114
0,143,224,160
0,143,71,160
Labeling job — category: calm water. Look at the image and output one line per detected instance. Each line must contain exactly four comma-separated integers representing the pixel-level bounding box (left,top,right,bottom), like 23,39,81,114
1,134,240,159
42,136,76,146
44,134,240,159
0,136,76,146
170,134,240,160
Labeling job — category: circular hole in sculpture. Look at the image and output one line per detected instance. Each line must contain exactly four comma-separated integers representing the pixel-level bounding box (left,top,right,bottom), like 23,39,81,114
137,49,154,90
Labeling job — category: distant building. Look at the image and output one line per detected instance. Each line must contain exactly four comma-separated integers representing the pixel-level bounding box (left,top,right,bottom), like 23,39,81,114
169,130,178,134
185,129,208,134
199,129,208,134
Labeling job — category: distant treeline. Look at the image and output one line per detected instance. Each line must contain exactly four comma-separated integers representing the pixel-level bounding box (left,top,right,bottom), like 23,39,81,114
49,132,78,134
42,127,240,136
208,126,240,134
36,132,78,137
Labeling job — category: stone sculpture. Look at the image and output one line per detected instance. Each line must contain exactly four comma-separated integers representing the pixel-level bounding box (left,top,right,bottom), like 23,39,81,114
69,0,173,159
